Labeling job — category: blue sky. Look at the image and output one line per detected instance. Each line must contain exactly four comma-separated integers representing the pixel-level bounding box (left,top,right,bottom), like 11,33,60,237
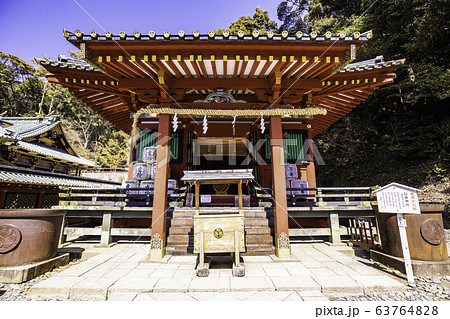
0,0,282,64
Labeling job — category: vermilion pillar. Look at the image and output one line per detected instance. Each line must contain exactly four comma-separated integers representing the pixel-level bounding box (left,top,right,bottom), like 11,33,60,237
270,116,291,258
150,114,171,259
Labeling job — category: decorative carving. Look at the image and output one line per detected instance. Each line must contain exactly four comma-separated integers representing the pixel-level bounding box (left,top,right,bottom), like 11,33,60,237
278,232,290,249
194,89,246,103
79,43,106,73
151,233,162,250
214,228,224,239
332,44,356,74
213,183,229,194
421,219,444,245
0,225,22,254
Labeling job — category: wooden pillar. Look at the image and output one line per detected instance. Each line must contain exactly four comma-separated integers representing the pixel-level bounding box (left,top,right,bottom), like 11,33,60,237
37,191,44,208
270,116,290,258
150,114,171,259
306,127,316,188
0,190,7,209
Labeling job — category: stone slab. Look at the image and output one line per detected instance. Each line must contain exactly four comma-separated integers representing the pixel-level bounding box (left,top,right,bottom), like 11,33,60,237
189,277,230,292
352,275,406,294
313,276,363,295
310,267,339,276
264,268,291,277
245,291,279,301
124,268,157,278
270,276,321,291
81,268,131,279
153,277,192,292
173,269,196,278
133,293,156,301
168,256,197,264
107,291,138,301
81,254,115,264
230,277,274,291
108,277,159,293
52,262,97,277
28,276,86,300
70,277,118,300
149,269,176,278
0,253,69,284
188,292,241,301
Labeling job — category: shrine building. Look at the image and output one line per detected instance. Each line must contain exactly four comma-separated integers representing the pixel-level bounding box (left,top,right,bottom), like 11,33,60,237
38,29,403,259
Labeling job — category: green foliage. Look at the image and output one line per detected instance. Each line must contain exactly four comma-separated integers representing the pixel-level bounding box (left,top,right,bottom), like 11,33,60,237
96,130,130,168
277,0,309,32
0,52,129,168
216,8,277,35
274,0,450,188
0,51,44,117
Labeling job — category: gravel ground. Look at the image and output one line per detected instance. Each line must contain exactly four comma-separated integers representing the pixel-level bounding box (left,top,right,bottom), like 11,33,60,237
0,259,83,301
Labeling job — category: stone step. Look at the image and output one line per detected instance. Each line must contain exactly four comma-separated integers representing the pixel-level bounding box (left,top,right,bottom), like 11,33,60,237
172,211,195,218
244,219,269,227
169,226,193,235
171,218,194,226
244,244,275,255
245,234,273,245
244,226,271,235
167,235,193,245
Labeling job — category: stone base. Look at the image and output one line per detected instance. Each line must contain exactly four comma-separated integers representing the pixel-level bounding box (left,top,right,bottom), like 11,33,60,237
0,253,70,284
196,262,210,277
232,263,245,277
370,249,450,277
139,254,171,264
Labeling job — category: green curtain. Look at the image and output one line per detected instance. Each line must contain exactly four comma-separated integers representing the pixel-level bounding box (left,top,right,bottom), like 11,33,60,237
137,131,181,160
262,130,305,162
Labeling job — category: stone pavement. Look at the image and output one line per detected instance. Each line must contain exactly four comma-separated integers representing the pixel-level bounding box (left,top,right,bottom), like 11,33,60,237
27,243,406,301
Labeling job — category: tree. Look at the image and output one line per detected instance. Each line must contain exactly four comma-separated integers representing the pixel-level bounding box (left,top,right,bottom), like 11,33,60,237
0,51,43,117
216,8,277,35
277,0,309,32
0,52,130,167
95,130,130,168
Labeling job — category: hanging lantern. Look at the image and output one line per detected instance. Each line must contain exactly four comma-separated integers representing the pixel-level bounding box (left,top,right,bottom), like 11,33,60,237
202,115,208,134
172,113,178,132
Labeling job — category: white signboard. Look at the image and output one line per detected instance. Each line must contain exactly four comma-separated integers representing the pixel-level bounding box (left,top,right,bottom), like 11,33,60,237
374,183,421,283
375,183,421,214
200,195,211,203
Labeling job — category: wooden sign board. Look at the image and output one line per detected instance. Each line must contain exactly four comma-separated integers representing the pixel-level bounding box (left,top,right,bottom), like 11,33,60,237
374,183,421,283
374,183,421,214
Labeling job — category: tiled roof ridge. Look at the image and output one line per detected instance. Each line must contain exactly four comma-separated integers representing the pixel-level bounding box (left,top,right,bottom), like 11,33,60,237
16,140,98,167
0,116,61,139
0,164,119,185
63,29,373,43
339,56,405,73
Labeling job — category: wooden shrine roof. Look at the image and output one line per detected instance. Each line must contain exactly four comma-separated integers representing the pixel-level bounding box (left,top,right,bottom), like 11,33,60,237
38,30,402,136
